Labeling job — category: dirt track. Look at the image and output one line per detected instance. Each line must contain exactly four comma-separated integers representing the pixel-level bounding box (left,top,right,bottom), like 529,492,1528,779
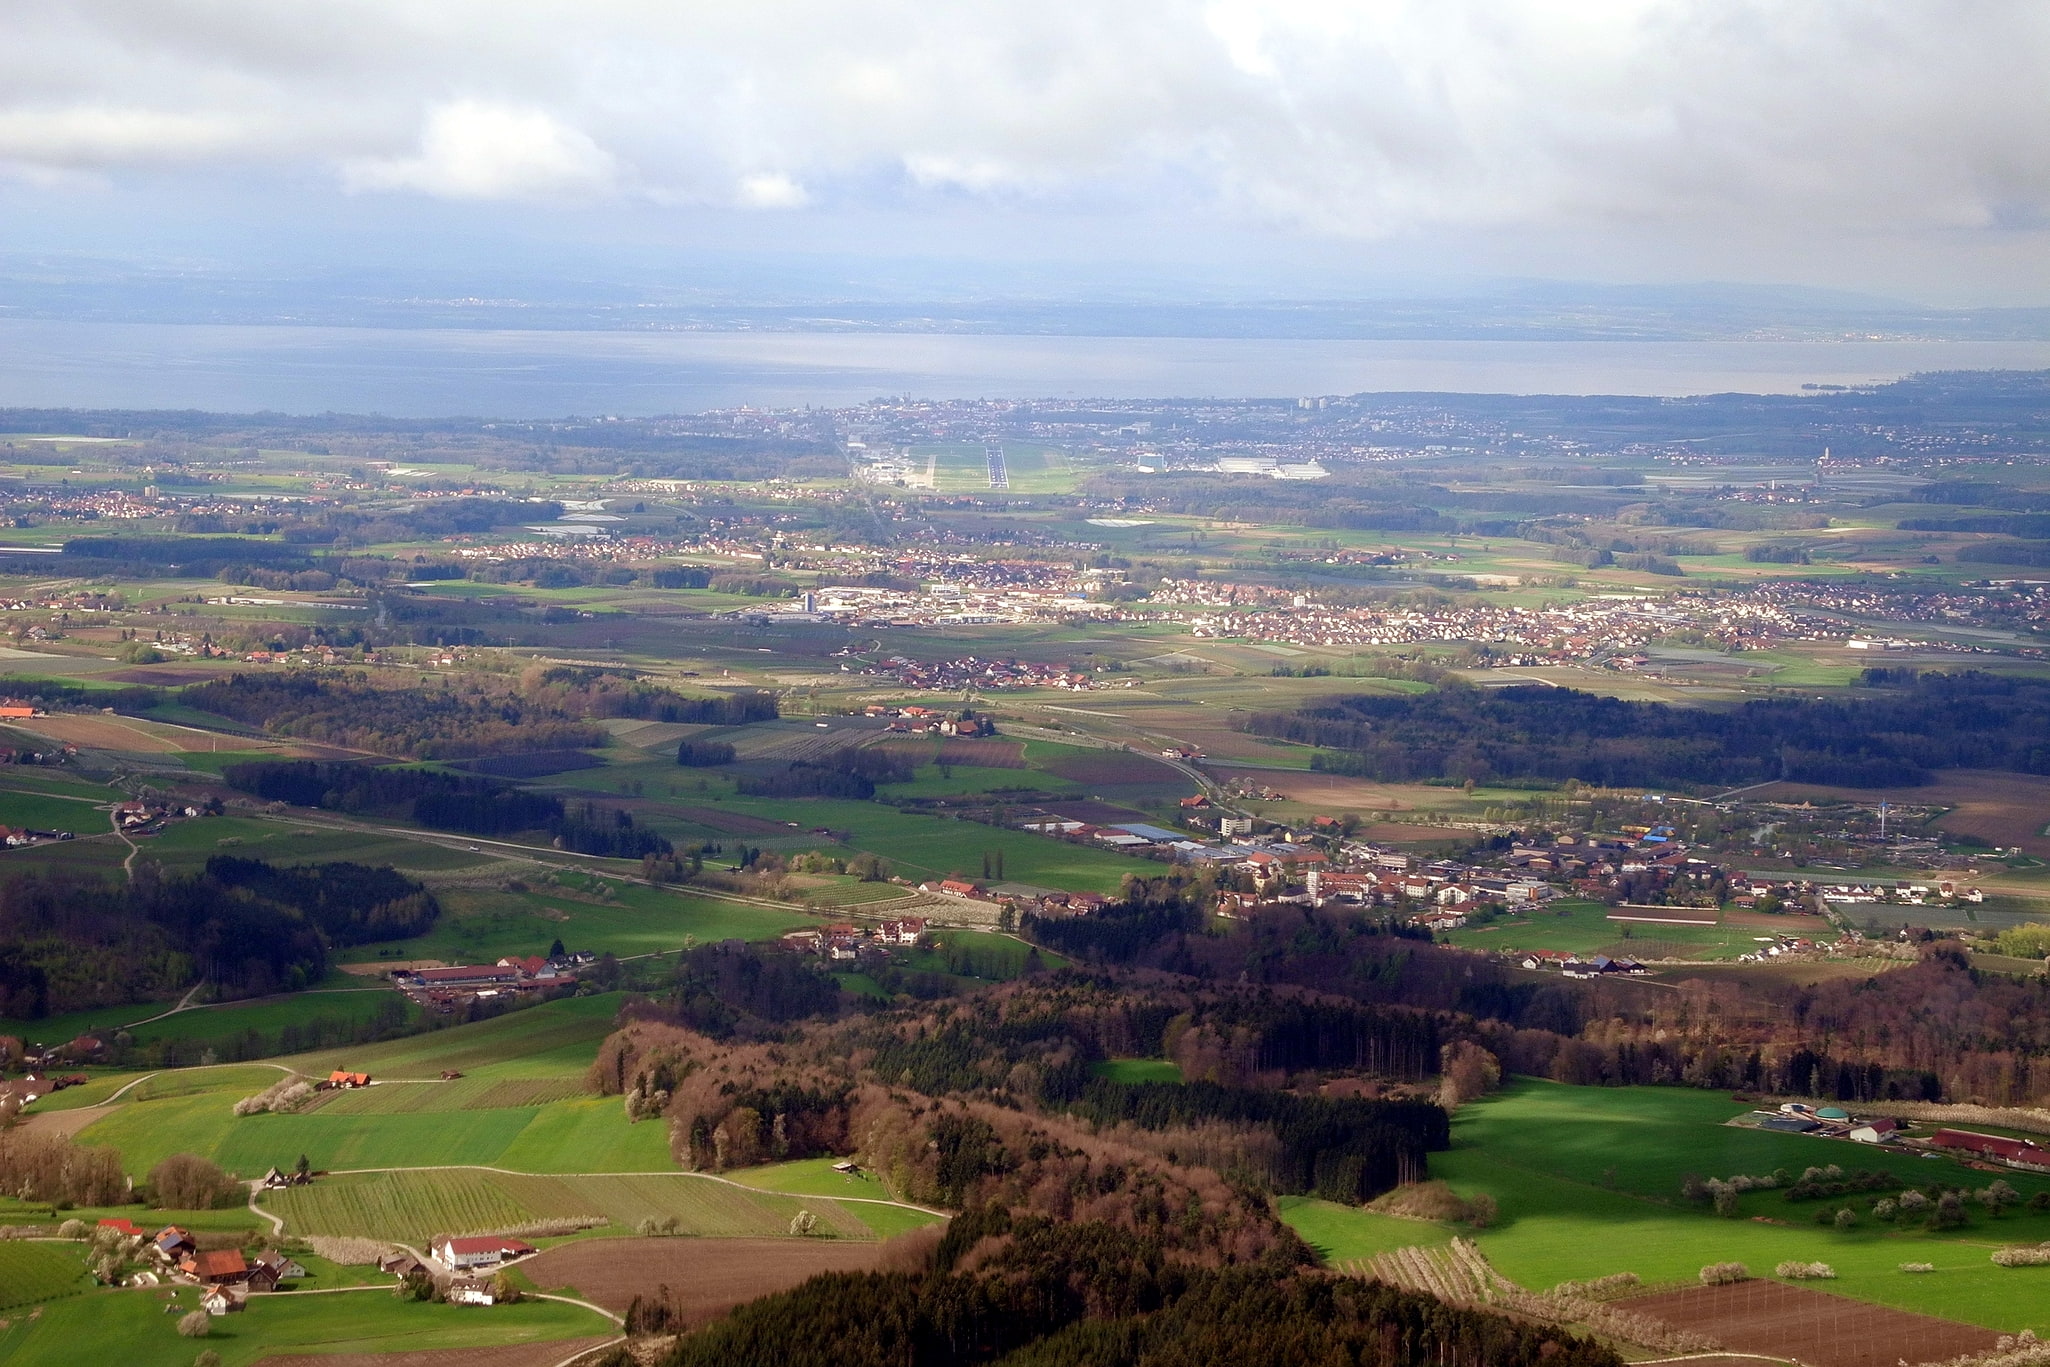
1628,1280,1997,1367
522,1236,885,1325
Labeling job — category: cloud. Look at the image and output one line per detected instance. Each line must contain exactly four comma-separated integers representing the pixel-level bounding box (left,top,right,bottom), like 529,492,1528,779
0,106,244,169
341,101,615,200
0,0,2043,252
736,172,808,209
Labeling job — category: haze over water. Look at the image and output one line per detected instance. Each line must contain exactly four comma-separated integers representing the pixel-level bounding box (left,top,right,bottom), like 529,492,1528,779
4,319,2047,417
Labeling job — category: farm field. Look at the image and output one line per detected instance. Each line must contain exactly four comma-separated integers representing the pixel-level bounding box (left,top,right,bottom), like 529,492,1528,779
0,1284,610,1367
1626,1280,1997,1367
1275,1196,1449,1265
0,1242,89,1310
1090,1059,1184,1083
520,1235,887,1324
1440,898,1763,961
64,997,678,1176
267,1167,938,1245
1399,1081,2050,1334
365,881,811,966
712,794,1146,891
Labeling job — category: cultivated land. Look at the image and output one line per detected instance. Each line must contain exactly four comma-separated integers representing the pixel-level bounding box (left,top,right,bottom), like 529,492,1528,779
3,392,2050,1362
1278,1080,2050,1336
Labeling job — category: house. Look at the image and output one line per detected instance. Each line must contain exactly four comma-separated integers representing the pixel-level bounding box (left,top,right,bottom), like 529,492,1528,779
1179,795,1210,810
96,1217,145,1238
1848,1119,1900,1144
878,917,925,946
154,1227,197,1262
779,928,824,954
252,1249,306,1285
201,1284,249,1315
327,1070,371,1089
407,965,522,989
937,879,980,897
432,1235,536,1270
261,1166,294,1190
182,1249,250,1285
448,1276,498,1306
379,1252,426,1279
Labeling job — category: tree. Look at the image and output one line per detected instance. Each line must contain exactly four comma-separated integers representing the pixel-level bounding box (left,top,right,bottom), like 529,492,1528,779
196,1352,222,1367
1833,1207,1857,1232
789,1209,819,1236
177,1311,212,1338
549,938,566,959
295,1153,311,1180
147,1154,240,1210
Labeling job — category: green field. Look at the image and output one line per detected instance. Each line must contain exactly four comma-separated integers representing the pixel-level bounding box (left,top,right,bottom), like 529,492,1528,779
1275,1195,1450,1264
355,882,812,966
0,1243,90,1310
1090,1059,1184,1083
0,1285,609,1367
1308,1080,2050,1333
67,997,674,1177
266,1166,935,1245
714,796,1145,892
1440,898,1760,961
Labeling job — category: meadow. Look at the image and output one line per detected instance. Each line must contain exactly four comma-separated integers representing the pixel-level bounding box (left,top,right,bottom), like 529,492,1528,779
0,1283,610,1367
0,1243,89,1310
1441,898,1761,961
1287,1080,2050,1335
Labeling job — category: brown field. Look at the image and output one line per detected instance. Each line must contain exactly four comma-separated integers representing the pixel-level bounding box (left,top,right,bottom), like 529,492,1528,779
1651,958,1904,988
666,805,803,835
1627,1280,1996,1367
521,1236,884,1324
876,738,1028,769
14,714,189,752
1204,767,1476,816
1722,907,1831,929
1353,822,1473,845
256,1339,613,1367
99,665,238,685
1754,770,2050,857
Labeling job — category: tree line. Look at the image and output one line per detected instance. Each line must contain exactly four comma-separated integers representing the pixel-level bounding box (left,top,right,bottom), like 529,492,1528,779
1240,671,2050,789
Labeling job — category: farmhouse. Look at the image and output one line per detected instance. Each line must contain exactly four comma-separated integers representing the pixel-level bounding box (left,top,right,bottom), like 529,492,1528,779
405,964,522,989
378,1251,426,1279
327,1069,371,1088
448,1276,499,1306
153,1226,197,1262
1927,1128,2050,1171
182,1249,250,1285
201,1284,249,1315
432,1235,537,1270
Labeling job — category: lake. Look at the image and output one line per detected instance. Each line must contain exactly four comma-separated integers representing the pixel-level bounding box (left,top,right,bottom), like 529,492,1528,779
1,318,2047,417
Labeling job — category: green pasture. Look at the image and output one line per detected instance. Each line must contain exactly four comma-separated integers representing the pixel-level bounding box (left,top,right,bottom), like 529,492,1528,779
0,1243,89,1310
2,985,410,1063
1380,1080,2050,1333
0,1285,609,1367
712,795,1146,892
1088,1059,1184,1084
1275,1196,1449,1264
1440,898,1757,961
878,763,1081,800
366,882,811,966
727,1156,895,1200
0,789,105,833
282,993,623,1078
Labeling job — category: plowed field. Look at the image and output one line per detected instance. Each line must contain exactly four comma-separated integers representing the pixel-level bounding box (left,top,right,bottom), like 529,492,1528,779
1627,1280,1997,1367
521,1236,884,1324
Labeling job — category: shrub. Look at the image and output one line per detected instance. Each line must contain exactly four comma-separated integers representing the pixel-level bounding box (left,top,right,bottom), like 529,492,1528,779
1776,1261,1836,1280
233,1078,314,1117
56,1218,87,1240
1991,1245,2050,1267
1899,1262,1935,1274
1833,1208,1857,1232
1898,1189,1931,1215
636,1215,684,1237
1551,1272,1641,1299
147,1154,242,1210
1873,1198,1898,1221
196,1353,221,1367
790,1209,819,1237
176,1311,212,1338
1700,1262,1750,1285
676,739,737,767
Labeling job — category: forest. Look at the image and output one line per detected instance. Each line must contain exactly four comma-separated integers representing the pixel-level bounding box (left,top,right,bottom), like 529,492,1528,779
640,1207,1617,1367
1241,670,2050,788
0,857,433,1014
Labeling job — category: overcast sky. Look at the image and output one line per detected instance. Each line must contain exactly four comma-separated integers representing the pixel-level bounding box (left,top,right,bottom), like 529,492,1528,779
2,1,2046,306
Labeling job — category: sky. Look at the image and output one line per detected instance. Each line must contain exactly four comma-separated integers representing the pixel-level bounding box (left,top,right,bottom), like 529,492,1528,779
1,0,2047,308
